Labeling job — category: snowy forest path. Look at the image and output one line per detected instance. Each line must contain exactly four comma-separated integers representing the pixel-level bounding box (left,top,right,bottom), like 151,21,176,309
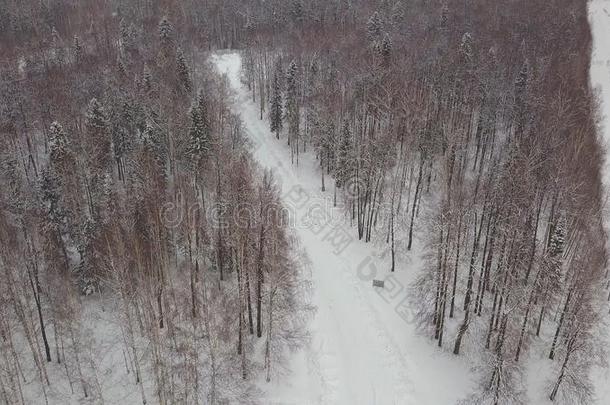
212,52,418,405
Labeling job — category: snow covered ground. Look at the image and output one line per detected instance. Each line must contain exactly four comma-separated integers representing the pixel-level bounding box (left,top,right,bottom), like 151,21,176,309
212,53,475,405
19,294,155,405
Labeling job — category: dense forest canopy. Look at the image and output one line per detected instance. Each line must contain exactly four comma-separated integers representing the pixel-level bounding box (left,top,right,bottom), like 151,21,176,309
0,0,608,404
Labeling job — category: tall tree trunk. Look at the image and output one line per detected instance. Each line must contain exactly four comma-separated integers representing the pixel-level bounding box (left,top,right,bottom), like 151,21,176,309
549,287,573,360
454,213,483,355
408,155,424,250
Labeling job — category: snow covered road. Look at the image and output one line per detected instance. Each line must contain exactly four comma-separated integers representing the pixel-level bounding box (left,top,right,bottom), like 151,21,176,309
212,53,473,405
590,1,610,133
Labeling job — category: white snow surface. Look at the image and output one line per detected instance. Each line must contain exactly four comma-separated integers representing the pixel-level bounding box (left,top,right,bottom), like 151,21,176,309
212,53,475,405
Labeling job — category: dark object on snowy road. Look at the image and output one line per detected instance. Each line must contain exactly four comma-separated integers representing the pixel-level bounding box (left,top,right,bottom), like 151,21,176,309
373,279,384,288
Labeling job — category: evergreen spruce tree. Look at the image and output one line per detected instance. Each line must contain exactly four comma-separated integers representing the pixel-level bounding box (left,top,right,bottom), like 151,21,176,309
380,33,392,67
86,98,107,132
76,217,100,294
188,102,210,167
142,120,166,168
159,17,173,45
176,47,192,93
549,220,565,258
460,32,473,65
546,219,567,360
158,16,174,67
143,63,152,92
366,11,382,43
40,167,64,229
73,35,83,65
196,90,210,137
47,121,80,223
85,98,112,179
116,99,138,151
49,121,69,168
119,18,129,48
285,60,299,154
269,61,283,139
